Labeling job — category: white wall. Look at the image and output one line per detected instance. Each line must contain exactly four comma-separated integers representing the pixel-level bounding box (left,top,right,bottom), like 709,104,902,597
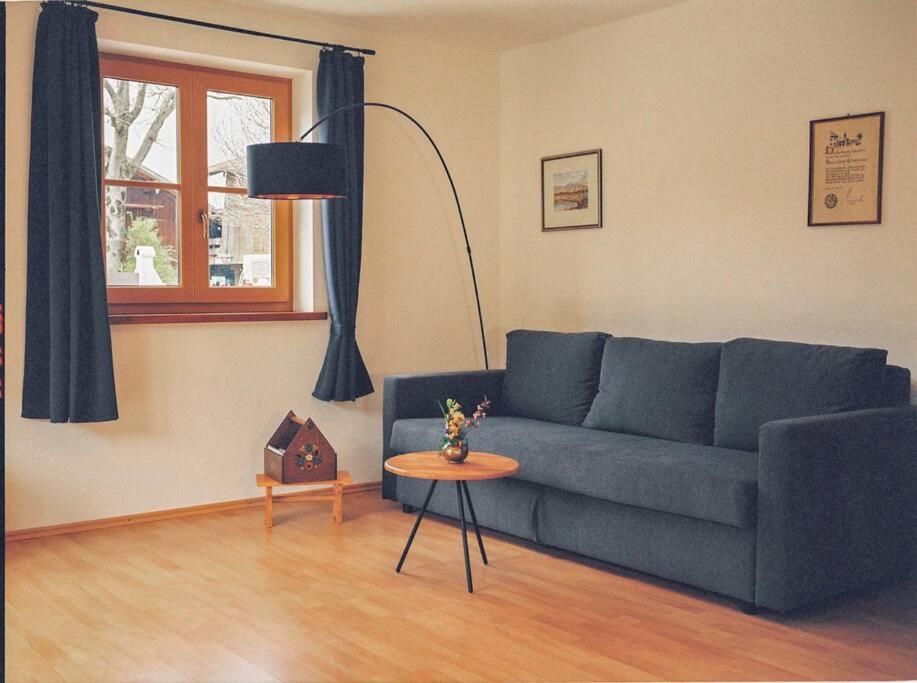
4,0,501,530
500,0,916,389
8,0,916,532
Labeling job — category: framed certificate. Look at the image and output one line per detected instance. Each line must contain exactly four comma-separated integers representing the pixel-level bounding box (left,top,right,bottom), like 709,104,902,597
541,149,602,231
808,112,884,226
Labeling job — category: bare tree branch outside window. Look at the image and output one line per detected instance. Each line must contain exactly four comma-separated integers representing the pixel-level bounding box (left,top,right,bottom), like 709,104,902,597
103,79,177,279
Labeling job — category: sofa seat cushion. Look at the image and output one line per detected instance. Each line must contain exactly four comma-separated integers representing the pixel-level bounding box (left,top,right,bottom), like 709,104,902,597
501,330,607,426
584,337,722,444
390,417,759,529
714,338,888,451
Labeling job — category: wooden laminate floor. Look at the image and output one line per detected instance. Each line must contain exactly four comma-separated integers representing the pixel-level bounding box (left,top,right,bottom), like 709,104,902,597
5,491,917,682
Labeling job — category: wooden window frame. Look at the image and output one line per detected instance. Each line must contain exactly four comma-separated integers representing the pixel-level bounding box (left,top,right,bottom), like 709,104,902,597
100,53,293,315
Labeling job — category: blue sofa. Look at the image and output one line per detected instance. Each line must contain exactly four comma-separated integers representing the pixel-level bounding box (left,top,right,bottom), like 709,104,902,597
382,331,916,612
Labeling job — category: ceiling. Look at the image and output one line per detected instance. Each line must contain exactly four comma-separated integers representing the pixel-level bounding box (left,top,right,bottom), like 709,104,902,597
223,0,689,51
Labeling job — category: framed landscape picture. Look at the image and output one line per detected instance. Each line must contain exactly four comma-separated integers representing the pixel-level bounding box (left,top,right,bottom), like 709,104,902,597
541,149,602,231
808,112,884,226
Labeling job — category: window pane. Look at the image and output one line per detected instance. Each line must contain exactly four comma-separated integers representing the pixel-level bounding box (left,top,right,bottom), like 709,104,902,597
208,192,273,287
105,186,180,286
103,78,178,182
207,91,272,189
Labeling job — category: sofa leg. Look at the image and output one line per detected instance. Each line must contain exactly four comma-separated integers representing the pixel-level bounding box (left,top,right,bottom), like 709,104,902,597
402,504,417,514
739,601,759,615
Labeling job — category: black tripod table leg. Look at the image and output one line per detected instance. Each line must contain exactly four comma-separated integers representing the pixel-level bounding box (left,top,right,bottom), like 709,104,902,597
396,479,438,573
461,481,488,565
456,480,473,593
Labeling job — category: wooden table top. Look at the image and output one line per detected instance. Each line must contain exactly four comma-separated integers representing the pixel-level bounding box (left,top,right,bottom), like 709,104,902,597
384,452,519,481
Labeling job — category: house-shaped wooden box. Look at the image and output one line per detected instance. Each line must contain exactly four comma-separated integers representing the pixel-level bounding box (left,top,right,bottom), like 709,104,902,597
264,412,337,484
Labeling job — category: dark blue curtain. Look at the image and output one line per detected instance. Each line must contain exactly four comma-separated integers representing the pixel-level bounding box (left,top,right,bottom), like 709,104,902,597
22,3,118,422
312,48,373,402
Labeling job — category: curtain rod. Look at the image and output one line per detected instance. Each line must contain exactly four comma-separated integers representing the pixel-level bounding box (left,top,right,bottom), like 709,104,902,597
59,0,376,56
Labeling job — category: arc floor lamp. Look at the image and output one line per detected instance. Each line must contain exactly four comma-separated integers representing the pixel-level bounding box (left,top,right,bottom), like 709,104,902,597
246,102,489,369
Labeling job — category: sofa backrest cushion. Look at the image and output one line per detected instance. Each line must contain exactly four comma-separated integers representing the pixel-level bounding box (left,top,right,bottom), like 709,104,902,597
881,365,912,407
502,330,607,426
583,337,722,445
714,337,888,451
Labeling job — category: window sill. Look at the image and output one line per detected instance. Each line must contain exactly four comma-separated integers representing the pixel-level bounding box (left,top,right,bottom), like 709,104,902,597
109,311,328,325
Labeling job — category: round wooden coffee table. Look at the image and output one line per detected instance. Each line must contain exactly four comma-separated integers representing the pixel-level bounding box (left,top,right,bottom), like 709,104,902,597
385,451,519,593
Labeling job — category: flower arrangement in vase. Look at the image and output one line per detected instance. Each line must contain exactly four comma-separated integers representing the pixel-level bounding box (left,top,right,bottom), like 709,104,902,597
439,397,491,463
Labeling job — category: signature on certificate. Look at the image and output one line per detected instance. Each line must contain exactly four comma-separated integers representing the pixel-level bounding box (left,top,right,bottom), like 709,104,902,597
845,187,864,205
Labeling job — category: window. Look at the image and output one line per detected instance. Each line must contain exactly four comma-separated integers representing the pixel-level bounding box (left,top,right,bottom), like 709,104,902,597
100,54,293,314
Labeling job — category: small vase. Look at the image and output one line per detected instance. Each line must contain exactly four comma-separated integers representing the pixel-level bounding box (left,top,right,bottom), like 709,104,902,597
440,441,469,464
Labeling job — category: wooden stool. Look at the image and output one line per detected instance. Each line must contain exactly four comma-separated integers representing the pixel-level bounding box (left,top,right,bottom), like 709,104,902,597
256,472,352,528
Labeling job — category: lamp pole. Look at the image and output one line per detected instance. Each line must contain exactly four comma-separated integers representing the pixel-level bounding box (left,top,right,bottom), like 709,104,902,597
298,102,489,370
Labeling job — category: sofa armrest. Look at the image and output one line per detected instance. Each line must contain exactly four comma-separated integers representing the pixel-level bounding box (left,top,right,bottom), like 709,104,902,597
756,406,917,611
382,370,505,499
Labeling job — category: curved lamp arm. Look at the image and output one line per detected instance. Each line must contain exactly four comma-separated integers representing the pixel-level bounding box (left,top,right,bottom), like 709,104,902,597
301,102,489,369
